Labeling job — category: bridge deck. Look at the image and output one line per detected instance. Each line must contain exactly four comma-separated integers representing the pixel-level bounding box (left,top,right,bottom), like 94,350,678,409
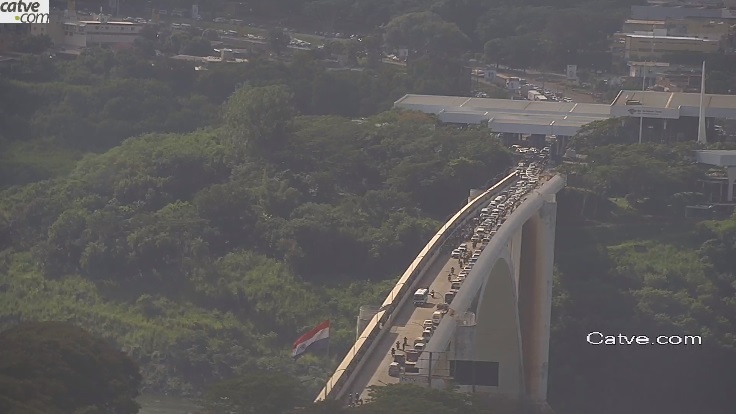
352,249,462,400
349,175,552,402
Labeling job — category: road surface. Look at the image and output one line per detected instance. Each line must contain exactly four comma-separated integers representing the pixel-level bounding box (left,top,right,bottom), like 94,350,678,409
350,247,464,401
347,171,548,403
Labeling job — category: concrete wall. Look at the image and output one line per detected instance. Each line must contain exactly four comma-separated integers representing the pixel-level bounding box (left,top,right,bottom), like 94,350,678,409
473,258,524,396
518,199,556,400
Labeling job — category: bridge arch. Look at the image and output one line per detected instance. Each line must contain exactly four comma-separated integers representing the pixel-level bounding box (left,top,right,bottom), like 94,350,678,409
472,256,524,396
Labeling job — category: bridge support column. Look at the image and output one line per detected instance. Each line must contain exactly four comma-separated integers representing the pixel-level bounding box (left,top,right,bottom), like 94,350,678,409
518,198,557,402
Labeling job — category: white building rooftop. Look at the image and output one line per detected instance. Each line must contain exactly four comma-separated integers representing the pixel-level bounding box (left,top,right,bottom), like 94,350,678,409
394,91,736,134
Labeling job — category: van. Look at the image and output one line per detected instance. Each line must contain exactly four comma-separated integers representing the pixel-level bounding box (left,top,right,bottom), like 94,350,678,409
388,362,401,377
444,291,456,304
432,311,443,325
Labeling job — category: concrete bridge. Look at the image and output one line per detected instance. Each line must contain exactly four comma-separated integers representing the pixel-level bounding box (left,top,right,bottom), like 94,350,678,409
316,172,566,408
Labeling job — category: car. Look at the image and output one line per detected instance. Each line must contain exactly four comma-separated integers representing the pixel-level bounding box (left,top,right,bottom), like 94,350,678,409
432,311,443,325
423,320,434,329
451,249,461,258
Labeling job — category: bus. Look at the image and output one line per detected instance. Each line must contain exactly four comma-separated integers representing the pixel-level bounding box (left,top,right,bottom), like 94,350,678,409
413,288,429,306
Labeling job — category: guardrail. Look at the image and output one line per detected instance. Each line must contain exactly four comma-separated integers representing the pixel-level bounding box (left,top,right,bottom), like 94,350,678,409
315,171,519,402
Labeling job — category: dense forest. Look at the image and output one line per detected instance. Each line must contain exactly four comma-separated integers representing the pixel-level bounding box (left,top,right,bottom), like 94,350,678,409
2,12,736,413
0,47,514,399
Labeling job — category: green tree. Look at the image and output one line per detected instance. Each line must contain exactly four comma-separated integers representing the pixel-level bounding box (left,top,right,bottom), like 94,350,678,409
180,37,213,57
358,384,487,414
268,28,291,55
0,321,141,414
204,372,307,414
12,34,52,53
383,12,470,59
224,85,296,156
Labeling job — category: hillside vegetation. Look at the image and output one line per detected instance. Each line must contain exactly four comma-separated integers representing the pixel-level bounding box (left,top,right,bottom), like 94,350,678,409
0,49,513,395
2,44,736,414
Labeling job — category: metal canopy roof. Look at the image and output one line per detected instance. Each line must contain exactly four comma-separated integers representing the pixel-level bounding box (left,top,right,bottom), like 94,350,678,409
394,91,736,135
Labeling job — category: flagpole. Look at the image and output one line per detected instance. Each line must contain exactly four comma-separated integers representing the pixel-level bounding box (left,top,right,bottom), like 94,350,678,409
697,60,707,144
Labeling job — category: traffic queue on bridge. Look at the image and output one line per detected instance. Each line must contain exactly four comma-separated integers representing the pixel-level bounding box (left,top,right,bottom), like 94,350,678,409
387,157,547,379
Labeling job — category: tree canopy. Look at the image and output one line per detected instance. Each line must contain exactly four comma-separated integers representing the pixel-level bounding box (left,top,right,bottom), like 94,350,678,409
0,322,141,414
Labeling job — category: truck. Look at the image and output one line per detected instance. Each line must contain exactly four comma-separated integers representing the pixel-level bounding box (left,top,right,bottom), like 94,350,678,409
528,90,541,101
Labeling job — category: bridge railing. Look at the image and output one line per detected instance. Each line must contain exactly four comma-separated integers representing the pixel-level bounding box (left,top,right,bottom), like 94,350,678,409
316,172,520,402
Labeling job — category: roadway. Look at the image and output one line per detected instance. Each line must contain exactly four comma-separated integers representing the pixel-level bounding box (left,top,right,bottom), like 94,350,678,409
350,193,513,401
352,247,461,401
347,169,547,402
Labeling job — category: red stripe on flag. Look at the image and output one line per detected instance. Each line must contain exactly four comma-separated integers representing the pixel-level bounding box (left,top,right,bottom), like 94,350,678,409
293,320,330,349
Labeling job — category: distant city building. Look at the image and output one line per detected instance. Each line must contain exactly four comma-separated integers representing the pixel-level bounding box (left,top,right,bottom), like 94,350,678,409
30,11,142,50
665,18,731,40
170,48,248,67
628,61,670,78
615,33,721,60
631,4,728,20
622,19,666,33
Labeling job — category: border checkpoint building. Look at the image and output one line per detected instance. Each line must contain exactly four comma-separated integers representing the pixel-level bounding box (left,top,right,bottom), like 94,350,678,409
393,88,736,203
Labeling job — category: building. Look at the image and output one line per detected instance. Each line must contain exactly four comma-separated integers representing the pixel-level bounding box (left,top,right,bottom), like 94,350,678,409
631,4,729,20
628,61,670,78
656,70,703,92
623,19,666,33
170,49,248,68
665,18,731,40
392,90,736,145
618,33,721,60
30,12,142,50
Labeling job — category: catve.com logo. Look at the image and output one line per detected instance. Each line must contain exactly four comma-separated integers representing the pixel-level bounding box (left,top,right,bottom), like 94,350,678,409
0,0,49,23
